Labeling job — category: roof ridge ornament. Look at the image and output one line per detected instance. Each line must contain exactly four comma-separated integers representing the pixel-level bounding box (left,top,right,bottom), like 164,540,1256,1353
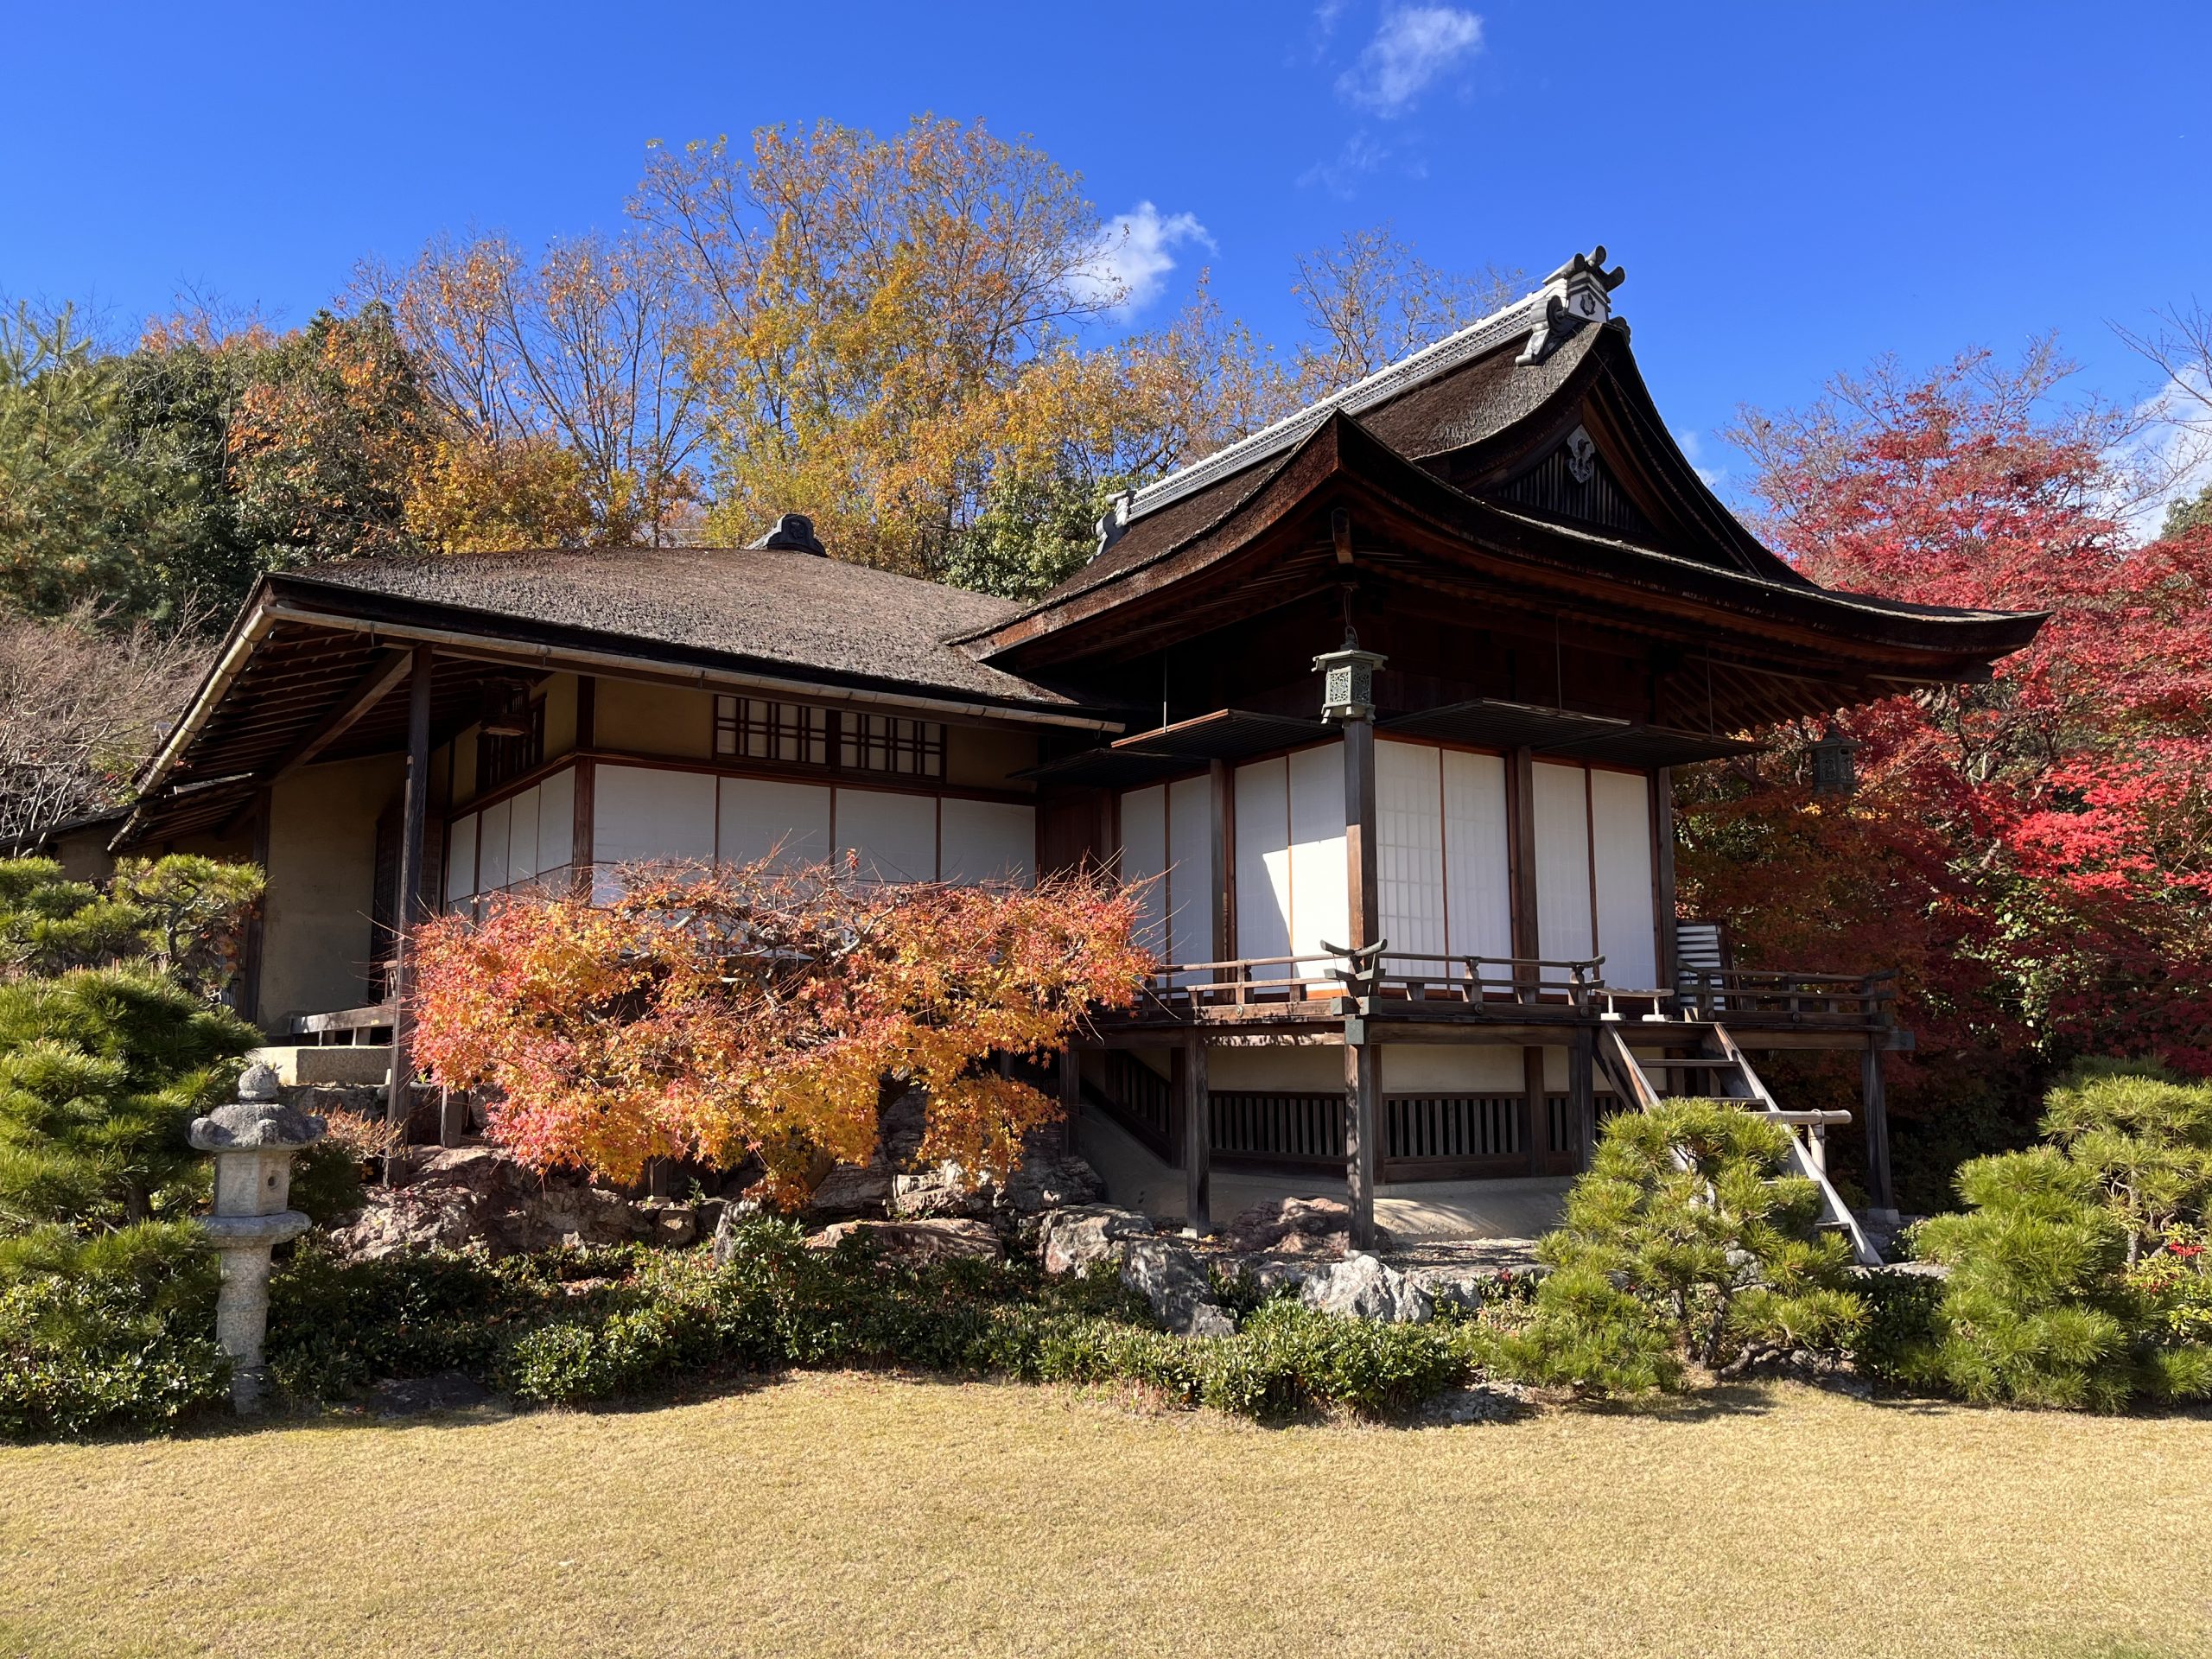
1516,245,1628,366
1091,489,1135,559
747,513,828,556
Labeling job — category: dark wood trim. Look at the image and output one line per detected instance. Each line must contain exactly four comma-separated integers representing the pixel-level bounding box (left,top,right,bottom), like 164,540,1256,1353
219,647,414,836
1345,1036,1379,1248
1862,1039,1896,1215
1344,718,1378,950
582,747,1038,807
1182,1031,1211,1233
1522,1046,1548,1177
1652,766,1679,994
570,758,594,892
385,644,435,1174
1209,758,1236,962
1507,746,1540,982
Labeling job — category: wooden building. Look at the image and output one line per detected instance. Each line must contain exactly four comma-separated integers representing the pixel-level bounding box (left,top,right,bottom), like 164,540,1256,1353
109,251,2044,1249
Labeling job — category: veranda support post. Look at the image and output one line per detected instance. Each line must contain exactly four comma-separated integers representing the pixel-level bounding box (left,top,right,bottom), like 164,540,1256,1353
383,643,434,1184
1862,1038,1897,1222
1180,1031,1210,1235
1315,632,1385,1251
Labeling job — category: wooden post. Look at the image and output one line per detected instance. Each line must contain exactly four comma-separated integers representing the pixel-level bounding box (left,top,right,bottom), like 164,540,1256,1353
1345,1037,1379,1249
1508,746,1540,997
1209,757,1236,963
1343,718,1379,952
1522,1046,1548,1175
1862,1039,1897,1219
383,643,435,1184
1180,1031,1210,1235
1651,766,1679,1002
1568,1028,1597,1169
1059,1043,1084,1157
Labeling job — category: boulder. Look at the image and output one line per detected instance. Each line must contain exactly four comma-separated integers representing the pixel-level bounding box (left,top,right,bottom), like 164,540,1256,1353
799,1160,896,1224
325,1146,652,1260
1038,1205,1155,1274
1121,1237,1235,1337
1223,1196,1386,1258
1300,1251,1433,1324
804,1217,1004,1265
1225,1256,1314,1299
1408,1265,1537,1314
891,1148,1107,1220
636,1198,699,1249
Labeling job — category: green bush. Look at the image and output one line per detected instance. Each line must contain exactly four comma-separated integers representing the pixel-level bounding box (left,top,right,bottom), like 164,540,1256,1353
1849,1268,1945,1389
256,1220,1496,1422
1487,1100,1866,1396
0,1221,226,1439
1908,1149,2212,1410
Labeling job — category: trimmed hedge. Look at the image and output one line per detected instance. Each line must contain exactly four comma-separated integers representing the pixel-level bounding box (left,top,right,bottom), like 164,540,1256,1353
258,1220,1500,1421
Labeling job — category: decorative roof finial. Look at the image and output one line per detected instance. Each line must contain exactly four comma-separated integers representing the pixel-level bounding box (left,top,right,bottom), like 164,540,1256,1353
1517,245,1628,366
747,513,828,556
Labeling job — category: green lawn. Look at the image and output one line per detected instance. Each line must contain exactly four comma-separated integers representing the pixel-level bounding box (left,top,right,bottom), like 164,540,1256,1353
2,1375,2207,1658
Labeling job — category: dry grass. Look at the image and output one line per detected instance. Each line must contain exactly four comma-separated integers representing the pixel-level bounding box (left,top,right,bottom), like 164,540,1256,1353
2,1375,2208,1659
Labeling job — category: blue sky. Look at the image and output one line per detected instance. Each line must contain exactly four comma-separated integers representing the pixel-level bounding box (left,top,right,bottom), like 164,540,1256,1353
6,1,2208,499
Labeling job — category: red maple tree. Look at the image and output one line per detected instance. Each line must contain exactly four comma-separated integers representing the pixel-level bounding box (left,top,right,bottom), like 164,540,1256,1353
1681,347,2212,1192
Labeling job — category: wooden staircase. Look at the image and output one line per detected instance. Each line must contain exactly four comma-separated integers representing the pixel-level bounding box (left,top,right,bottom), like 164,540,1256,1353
1592,1015,1881,1266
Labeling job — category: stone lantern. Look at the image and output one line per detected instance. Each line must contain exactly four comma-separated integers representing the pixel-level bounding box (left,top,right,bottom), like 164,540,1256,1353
189,1062,325,1414
1810,724,1860,798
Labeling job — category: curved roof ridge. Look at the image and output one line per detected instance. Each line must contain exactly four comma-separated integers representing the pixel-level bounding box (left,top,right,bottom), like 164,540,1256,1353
1116,248,1625,528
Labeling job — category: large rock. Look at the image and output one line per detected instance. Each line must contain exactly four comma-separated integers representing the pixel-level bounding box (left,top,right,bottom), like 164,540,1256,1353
1223,1196,1386,1258
327,1146,652,1260
799,1160,896,1224
1121,1237,1235,1337
1038,1205,1155,1274
891,1148,1107,1220
1300,1252,1433,1324
804,1217,1004,1265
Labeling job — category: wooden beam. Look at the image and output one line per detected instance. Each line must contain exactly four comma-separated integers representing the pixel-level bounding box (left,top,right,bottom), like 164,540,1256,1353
1181,1031,1211,1235
219,648,415,837
383,645,435,1182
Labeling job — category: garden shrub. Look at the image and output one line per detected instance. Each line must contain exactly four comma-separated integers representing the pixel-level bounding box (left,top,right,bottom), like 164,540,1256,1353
1908,1148,2212,1409
1487,1100,1866,1395
1848,1266,1945,1390
0,1221,226,1438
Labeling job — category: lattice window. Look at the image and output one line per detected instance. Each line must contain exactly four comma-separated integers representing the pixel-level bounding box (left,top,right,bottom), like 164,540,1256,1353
715,696,830,766
477,698,545,792
839,712,944,779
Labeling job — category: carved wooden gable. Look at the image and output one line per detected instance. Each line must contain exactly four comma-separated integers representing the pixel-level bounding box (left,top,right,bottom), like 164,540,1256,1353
1492,423,1655,542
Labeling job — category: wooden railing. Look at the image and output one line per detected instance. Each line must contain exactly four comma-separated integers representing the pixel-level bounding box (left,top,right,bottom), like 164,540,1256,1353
1675,968,1897,1026
1131,951,1605,1014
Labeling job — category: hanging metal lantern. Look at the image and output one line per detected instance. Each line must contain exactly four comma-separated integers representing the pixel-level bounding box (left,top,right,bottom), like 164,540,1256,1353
1811,724,1859,797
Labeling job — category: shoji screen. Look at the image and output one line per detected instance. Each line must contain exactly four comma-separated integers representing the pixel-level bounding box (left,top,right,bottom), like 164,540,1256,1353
1166,775,1211,966
443,814,477,907
1119,784,1167,958
716,778,832,870
1376,740,1446,959
1531,761,1595,961
836,787,938,881
940,798,1036,885
1589,768,1658,988
1441,749,1513,961
1233,758,1292,976
593,765,716,867
1286,743,1347,966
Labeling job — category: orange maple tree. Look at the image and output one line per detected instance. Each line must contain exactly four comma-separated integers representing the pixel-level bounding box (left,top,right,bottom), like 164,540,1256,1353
409,861,1151,1203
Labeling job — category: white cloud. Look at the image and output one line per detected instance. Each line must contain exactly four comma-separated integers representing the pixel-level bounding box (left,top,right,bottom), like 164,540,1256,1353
1073,201,1213,314
2114,366,2212,543
1675,426,1726,490
1335,6,1484,117
1299,130,1390,198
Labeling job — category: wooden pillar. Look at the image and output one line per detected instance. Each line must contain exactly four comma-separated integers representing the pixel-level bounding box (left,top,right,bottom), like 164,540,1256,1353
1059,1043,1084,1157
383,643,435,1183
1344,1035,1379,1247
1651,766,1679,1001
1343,719,1379,952
1209,758,1236,963
1862,1039,1897,1219
1508,746,1540,995
1522,1046,1548,1175
1568,1029,1597,1169
1180,1031,1210,1235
